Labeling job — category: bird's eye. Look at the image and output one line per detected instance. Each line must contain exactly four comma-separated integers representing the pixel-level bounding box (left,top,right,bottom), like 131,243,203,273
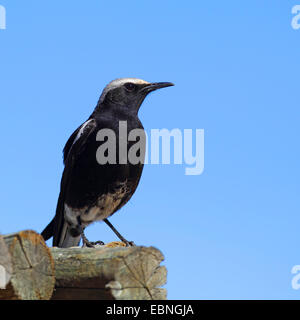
124,83,136,92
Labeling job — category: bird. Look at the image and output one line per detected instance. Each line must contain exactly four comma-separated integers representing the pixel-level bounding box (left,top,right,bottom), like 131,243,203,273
41,78,174,248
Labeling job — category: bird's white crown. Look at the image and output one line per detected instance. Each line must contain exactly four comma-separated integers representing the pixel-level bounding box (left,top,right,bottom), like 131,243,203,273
99,78,149,103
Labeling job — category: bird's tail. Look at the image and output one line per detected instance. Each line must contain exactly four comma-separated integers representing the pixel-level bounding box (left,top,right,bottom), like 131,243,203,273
41,216,80,247
52,191,81,247
41,217,55,241
56,221,81,248
41,188,81,247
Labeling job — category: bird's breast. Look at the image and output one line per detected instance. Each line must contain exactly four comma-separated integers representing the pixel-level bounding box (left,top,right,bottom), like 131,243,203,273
74,180,130,226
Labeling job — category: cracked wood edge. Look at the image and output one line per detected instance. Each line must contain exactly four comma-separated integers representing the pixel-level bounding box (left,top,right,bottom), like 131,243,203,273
0,235,12,288
0,230,55,300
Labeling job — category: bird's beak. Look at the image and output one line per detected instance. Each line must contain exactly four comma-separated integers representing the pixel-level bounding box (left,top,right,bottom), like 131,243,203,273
142,82,174,93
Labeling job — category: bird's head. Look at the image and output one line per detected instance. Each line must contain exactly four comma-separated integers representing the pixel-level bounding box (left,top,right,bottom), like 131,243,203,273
97,78,174,114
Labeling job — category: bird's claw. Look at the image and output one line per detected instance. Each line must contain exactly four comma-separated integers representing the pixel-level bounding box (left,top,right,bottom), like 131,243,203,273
81,231,105,248
82,239,105,248
123,240,135,247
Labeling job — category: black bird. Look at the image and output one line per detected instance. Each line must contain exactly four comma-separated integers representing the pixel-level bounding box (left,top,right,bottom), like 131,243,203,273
41,78,174,247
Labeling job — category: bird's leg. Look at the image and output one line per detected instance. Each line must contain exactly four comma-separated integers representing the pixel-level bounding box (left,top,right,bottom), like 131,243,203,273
103,218,135,247
77,217,105,248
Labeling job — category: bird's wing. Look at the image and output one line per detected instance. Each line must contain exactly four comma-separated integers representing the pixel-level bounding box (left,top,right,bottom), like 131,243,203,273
41,119,98,246
63,118,95,165
54,118,98,246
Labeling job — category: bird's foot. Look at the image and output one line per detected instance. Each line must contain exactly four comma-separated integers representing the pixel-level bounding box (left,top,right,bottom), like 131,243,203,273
103,219,136,247
82,238,105,248
123,240,135,247
81,231,104,248
84,240,105,248
77,217,105,248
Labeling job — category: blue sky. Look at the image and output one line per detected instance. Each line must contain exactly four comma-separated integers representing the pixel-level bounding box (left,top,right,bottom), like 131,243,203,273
0,1,300,299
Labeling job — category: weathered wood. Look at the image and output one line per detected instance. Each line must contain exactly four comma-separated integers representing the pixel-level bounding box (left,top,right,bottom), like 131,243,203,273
0,230,167,300
0,235,12,289
0,230,55,300
51,244,167,300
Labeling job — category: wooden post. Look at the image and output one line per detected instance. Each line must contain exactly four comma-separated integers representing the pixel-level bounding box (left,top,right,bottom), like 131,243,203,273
51,244,167,300
0,230,167,300
0,230,55,300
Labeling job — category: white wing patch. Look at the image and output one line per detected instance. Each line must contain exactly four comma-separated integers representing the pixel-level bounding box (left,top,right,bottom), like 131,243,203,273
72,119,94,147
